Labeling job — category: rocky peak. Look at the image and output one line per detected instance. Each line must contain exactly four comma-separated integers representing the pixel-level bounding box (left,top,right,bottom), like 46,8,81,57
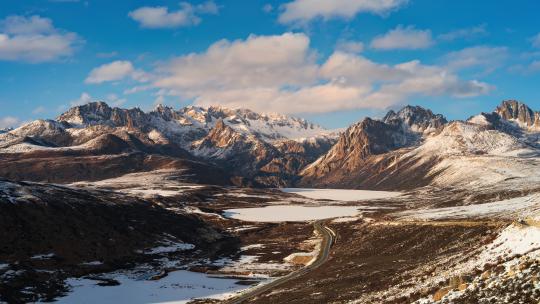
57,101,148,129
200,119,244,149
0,128,13,134
152,104,174,120
495,100,540,129
306,117,401,173
57,101,112,125
383,105,447,134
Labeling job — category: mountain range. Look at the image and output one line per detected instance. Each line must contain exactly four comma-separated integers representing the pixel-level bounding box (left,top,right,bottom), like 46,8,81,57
2,99,540,190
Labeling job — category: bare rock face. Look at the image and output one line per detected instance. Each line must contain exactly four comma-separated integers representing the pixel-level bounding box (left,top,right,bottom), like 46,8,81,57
299,105,447,189
0,128,12,134
1,102,337,187
383,105,447,134
192,119,278,184
256,137,337,187
57,101,149,129
495,100,540,129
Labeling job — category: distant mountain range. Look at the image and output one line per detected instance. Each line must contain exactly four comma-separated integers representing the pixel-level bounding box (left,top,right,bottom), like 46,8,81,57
2,100,540,190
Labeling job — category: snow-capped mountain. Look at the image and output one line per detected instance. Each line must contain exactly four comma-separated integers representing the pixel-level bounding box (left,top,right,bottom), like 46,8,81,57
6,99,540,190
55,102,334,144
300,100,540,190
300,105,448,188
383,105,447,135
495,100,540,130
0,102,338,186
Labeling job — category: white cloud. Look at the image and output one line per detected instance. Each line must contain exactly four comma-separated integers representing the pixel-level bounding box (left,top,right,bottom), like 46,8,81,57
106,93,127,106
0,116,20,129
444,46,508,72
279,0,408,24
149,33,492,114
129,1,219,29
70,92,93,106
530,33,540,48
335,40,364,53
124,85,153,95
370,25,434,50
438,24,488,41
67,92,127,108
262,4,274,13
85,60,150,84
32,106,47,115
0,15,81,63
153,95,165,106
96,51,118,58
154,33,319,93
508,60,540,75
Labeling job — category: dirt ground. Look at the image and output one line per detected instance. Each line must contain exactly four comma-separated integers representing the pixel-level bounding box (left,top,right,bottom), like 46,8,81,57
243,220,499,304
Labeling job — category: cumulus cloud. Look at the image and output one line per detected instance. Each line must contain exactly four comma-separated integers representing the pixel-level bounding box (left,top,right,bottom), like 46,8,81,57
279,0,408,24
67,92,127,108
0,15,81,62
335,40,364,53
32,106,47,115
444,46,508,72
129,1,219,29
370,25,434,50
70,92,93,106
508,60,540,75
438,24,488,41
85,60,150,84
530,33,540,48
96,51,118,58
148,33,492,114
106,93,127,106
262,4,274,13
154,33,319,92
0,116,20,129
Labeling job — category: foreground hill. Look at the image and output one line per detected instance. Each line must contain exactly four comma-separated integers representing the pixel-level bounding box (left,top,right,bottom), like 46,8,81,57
0,179,239,302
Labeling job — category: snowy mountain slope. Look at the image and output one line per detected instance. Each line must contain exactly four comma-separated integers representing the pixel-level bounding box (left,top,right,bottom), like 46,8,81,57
0,102,337,151
300,100,540,191
7,99,540,190
299,105,448,188
52,102,336,145
0,102,337,187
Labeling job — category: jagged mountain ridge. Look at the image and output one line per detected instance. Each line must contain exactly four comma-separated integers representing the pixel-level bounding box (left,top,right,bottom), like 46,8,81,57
0,102,338,186
3,99,540,190
300,100,540,190
495,100,540,129
56,102,333,144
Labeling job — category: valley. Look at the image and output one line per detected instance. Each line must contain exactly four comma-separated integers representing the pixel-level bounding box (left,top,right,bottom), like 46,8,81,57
1,100,540,303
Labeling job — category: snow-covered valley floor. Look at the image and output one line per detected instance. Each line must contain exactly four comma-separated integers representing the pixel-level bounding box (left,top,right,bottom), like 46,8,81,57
223,205,362,222
54,269,255,304
282,188,401,201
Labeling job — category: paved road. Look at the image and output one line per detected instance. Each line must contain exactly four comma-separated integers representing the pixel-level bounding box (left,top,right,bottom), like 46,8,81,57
224,220,336,304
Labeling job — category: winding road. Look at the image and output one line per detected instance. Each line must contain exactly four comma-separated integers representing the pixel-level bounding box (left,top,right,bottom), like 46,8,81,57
225,220,336,304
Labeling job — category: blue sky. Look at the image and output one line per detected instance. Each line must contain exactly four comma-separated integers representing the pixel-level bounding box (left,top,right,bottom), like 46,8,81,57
2,0,540,129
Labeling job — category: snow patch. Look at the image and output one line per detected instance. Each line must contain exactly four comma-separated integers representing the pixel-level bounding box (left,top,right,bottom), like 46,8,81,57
55,270,251,304
30,253,55,260
281,188,401,201
398,194,540,220
223,205,361,222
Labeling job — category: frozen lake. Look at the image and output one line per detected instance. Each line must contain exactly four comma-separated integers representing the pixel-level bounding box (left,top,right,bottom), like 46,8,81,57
281,188,401,201
55,270,251,304
224,205,361,222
